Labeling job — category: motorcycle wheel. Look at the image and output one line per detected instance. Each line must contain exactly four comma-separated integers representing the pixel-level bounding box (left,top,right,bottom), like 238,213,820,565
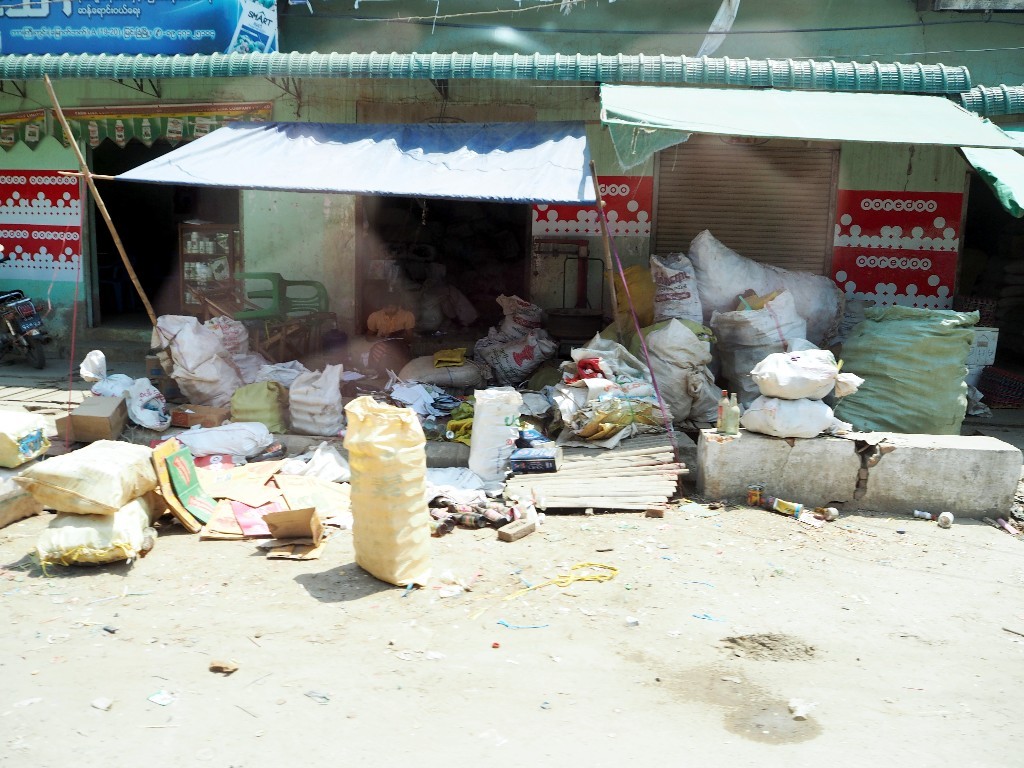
25,339,46,370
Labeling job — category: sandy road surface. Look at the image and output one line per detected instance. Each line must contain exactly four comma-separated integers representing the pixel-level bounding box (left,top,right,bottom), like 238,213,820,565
2,498,1023,768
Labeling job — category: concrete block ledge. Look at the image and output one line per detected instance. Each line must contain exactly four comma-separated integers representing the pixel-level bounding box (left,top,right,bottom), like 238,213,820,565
696,429,1022,518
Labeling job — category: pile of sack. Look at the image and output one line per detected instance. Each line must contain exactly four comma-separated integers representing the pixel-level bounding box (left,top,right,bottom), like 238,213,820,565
16,441,160,566
739,349,862,439
550,336,670,449
151,314,351,437
474,295,557,386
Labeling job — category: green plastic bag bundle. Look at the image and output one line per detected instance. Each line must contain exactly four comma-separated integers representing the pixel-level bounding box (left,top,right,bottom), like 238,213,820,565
833,306,977,435
231,381,288,433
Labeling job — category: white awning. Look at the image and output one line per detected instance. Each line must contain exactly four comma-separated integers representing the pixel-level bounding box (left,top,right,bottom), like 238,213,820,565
116,121,595,204
600,85,1022,168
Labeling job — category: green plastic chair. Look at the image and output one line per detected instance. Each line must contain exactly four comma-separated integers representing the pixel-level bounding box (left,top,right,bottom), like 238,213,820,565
233,272,336,359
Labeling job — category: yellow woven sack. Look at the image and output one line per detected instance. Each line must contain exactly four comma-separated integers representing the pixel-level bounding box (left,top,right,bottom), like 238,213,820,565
36,496,154,566
231,381,288,433
16,440,157,515
613,266,656,328
343,396,430,586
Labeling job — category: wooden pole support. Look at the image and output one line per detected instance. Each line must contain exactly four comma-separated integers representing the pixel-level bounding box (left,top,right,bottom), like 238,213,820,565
590,160,624,342
44,74,159,329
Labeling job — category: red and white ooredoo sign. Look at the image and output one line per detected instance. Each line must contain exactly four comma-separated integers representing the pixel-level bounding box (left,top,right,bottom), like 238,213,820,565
0,171,83,283
832,190,962,309
532,176,653,237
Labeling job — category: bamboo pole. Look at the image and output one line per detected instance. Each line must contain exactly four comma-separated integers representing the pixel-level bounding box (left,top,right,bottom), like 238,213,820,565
44,75,158,328
590,160,623,342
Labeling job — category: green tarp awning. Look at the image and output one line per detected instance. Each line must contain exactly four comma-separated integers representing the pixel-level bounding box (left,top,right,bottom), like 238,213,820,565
962,139,1024,218
600,85,1023,169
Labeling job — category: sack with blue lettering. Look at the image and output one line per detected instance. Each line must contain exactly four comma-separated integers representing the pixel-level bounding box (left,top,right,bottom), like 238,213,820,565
0,410,49,468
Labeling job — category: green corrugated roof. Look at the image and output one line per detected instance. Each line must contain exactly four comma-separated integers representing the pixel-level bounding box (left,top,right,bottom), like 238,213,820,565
959,85,1024,116
0,52,973,93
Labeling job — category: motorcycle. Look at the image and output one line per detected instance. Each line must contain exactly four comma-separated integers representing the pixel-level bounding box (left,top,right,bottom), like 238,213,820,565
0,289,50,369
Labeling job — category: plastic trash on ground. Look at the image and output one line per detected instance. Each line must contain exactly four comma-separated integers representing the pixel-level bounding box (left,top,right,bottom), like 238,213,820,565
0,410,49,468
278,441,351,483
174,422,273,458
36,496,155,566
468,387,523,484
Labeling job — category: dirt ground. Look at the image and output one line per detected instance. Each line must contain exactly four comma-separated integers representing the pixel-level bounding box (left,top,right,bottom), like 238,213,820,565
3,485,1024,767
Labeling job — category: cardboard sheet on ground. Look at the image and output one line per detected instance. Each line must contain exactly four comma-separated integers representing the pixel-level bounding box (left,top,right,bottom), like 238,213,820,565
259,507,325,559
164,446,217,524
230,499,286,537
150,438,203,533
210,480,283,507
196,459,287,497
199,500,246,540
272,475,352,528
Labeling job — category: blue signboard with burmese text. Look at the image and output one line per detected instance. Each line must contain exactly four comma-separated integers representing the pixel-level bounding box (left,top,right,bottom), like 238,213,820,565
0,0,277,55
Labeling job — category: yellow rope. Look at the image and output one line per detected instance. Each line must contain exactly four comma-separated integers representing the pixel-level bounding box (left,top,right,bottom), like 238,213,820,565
504,561,618,601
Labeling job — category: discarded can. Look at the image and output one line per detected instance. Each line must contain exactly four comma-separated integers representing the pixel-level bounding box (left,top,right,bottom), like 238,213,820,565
430,518,455,537
747,483,765,507
453,512,489,529
937,512,954,529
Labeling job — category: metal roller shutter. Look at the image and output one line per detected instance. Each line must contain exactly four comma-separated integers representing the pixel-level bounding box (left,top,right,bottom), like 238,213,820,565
654,137,839,274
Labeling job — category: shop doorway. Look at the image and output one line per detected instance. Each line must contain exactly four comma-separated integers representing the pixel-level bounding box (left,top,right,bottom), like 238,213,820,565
356,195,531,334
90,141,239,326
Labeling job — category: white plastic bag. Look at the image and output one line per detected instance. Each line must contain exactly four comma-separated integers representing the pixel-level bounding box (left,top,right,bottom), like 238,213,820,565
174,422,273,458
689,229,844,345
126,378,171,431
468,387,523,484
278,441,351,483
36,496,154,566
16,440,157,515
739,396,850,439
751,349,842,400
651,253,703,325
79,350,106,382
289,365,345,436
80,351,134,396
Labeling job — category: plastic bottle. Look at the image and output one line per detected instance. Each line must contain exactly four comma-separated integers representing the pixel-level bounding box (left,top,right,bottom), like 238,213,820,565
716,390,729,432
763,495,803,517
721,393,740,436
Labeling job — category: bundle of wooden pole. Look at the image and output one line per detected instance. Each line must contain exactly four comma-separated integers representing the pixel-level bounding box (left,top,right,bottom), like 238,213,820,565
504,435,686,512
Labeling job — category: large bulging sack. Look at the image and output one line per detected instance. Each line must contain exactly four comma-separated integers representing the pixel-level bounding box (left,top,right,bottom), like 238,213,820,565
740,396,849,439
232,381,288,433
289,365,344,436
36,496,154,566
650,253,703,325
344,396,431,587
833,306,976,435
16,440,157,515
689,230,844,346
751,349,842,401
628,319,718,425
711,290,808,405
468,387,523,483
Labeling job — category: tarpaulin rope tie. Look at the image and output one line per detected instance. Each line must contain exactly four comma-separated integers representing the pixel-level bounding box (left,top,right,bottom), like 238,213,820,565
595,195,680,464
504,562,618,601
